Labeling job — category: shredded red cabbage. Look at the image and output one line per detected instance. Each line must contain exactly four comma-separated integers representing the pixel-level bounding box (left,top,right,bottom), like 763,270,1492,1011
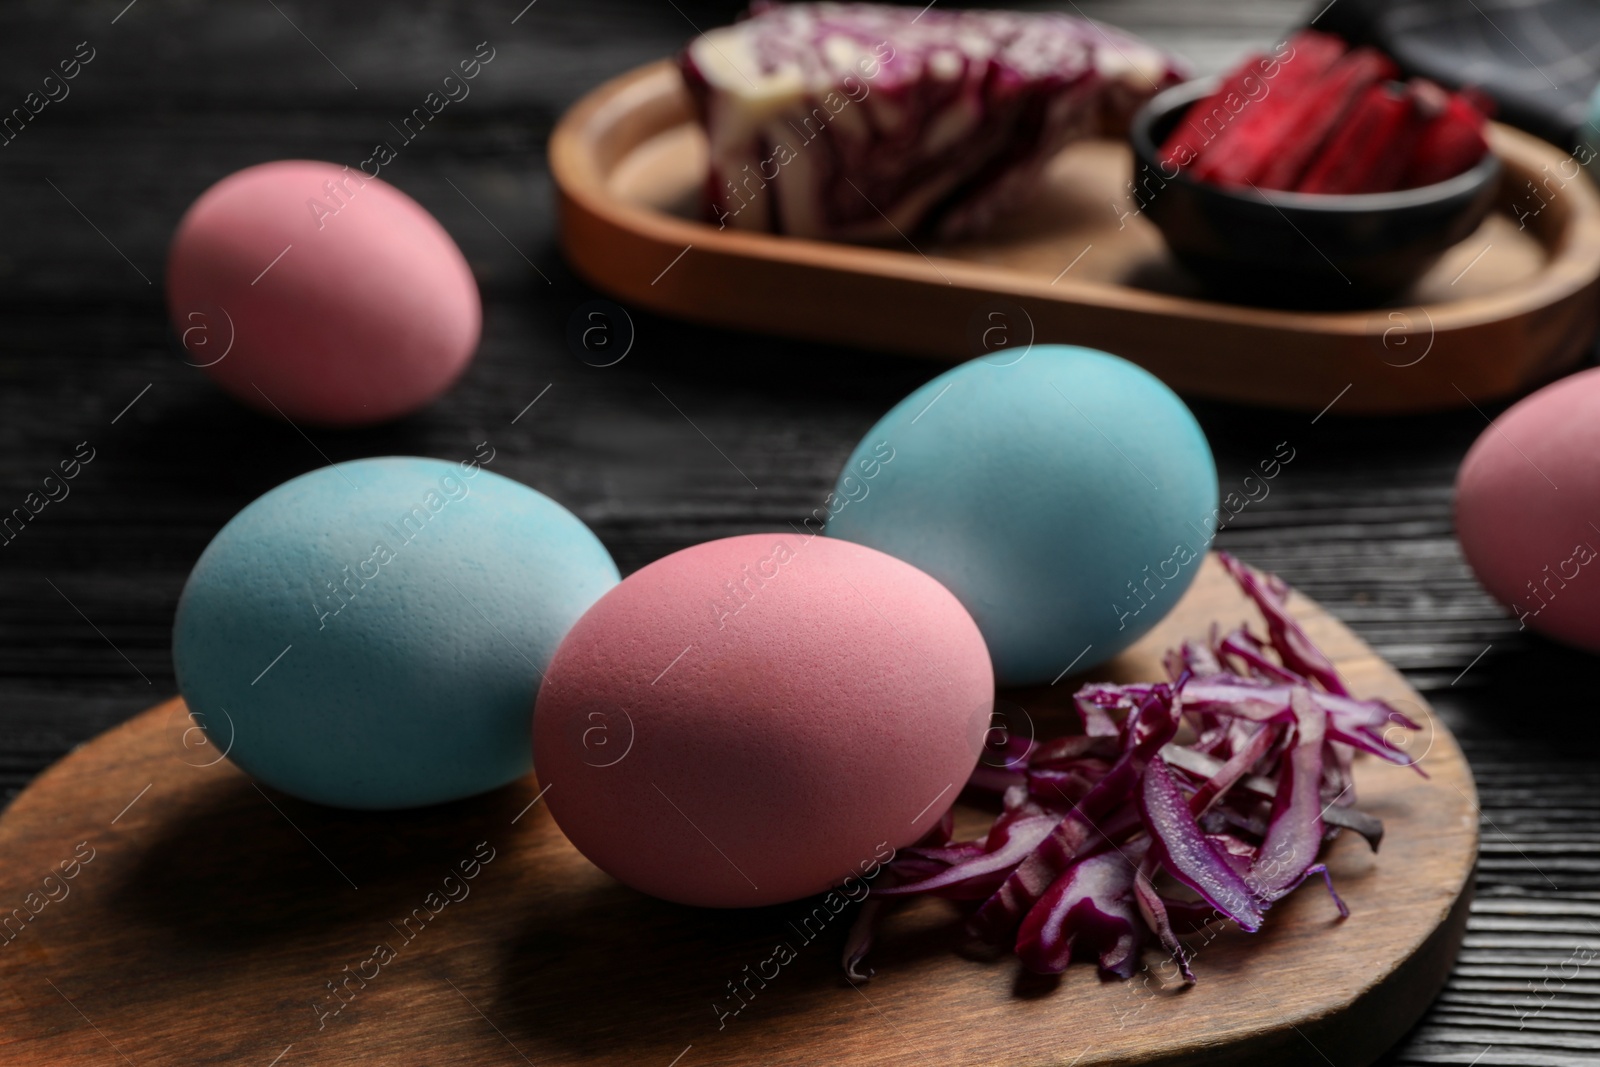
843,552,1422,983
679,3,1185,241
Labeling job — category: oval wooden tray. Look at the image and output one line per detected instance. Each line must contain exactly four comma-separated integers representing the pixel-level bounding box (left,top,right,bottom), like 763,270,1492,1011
552,59,1600,414
0,556,1474,1066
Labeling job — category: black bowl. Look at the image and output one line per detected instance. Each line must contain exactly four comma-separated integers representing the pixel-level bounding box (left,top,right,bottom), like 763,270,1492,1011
1127,77,1502,308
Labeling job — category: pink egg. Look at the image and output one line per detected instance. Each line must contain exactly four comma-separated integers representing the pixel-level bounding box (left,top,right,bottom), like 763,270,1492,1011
167,160,480,426
1456,366,1600,652
533,533,993,908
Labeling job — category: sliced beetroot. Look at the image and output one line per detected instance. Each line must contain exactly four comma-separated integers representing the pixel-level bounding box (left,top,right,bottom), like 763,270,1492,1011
1403,87,1490,187
1173,44,1491,196
1190,31,1351,187
1252,47,1400,191
1158,53,1269,170
1297,83,1419,194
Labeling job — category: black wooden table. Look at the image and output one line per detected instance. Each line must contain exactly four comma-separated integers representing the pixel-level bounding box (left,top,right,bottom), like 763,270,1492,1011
0,1,1593,1063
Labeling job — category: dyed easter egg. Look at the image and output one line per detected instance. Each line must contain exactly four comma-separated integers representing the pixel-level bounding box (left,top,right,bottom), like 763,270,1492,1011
167,160,480,426
173,456,619,809
825,345,1219,685
1456,367,1600,652
533,533,992,908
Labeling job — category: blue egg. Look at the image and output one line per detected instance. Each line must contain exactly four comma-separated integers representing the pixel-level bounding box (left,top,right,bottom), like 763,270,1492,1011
173,455,619,809
825,346,1218,685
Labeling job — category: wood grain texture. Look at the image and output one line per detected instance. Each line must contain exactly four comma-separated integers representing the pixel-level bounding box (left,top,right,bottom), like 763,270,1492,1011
0,556,1473,1067
0,2,1594,1063
552,61,1600,414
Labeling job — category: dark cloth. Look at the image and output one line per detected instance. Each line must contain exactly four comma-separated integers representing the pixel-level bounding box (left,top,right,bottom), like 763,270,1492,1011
1317,0,1600,148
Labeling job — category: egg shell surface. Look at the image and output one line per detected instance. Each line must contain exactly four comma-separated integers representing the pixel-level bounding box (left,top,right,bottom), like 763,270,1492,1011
825,345,1219,685
1456,366,1600,651
173,456,619,809
167,160,480,426
532,533,992,908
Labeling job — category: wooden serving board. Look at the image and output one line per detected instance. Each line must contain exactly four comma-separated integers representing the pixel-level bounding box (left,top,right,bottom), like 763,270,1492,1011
0,556,1474,1067
552,60,1600,414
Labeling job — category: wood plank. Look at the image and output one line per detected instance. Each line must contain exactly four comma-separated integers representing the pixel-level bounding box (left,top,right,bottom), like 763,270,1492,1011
0,555,1474,1066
